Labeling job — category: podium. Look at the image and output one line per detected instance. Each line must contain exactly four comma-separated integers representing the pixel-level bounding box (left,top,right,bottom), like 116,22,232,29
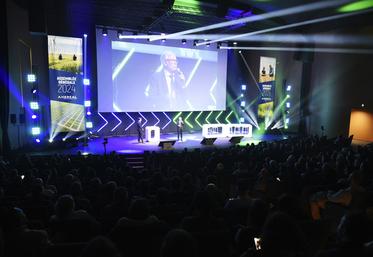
145,126,160,142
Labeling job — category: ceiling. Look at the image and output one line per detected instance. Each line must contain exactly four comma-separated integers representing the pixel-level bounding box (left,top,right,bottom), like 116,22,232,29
16,0,373,37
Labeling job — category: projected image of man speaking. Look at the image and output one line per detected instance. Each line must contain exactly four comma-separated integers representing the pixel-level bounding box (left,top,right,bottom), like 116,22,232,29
147,51,186,109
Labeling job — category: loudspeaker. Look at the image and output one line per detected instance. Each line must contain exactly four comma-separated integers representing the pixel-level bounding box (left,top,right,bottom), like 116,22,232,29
19,114,25,124
158,140,176,150
200,137,217,145
10,114,16,124
229,136,243,144
29,0,46,35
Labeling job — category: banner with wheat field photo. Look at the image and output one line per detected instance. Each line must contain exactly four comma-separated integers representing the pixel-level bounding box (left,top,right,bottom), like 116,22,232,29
48,35,85,136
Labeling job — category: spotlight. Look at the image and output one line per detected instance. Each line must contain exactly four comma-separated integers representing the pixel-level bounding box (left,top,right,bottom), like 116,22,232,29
35,138,41,143
286,85,292,91
86,122,93,128
239,50,242,53
31,114,37,119
117,30,123,38
361,103,365,107
285,118,290,124
233,42,237,45
102,28,108,36
31,127,40,135
286,102,291,108
49,139,53,143
240,93,243,97
31,88,38,94
62,138,66,142
27,74,36,83
286,94,290,98
217,42,222,49
83,78,90,86
83,34,88,38
84,100,91,107
240,117,245,123
87,111,92,116
30,102,39,110
241,84,247,91
182,39,186,44
193,40,198,46
206,43,210,47
240,101,246,107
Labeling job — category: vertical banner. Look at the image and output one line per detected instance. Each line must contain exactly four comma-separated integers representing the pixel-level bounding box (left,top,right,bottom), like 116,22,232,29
48,36,85,135
258,56,276,119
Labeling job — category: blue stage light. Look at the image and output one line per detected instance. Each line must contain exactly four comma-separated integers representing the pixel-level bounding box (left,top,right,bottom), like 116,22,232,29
87,111,92,116
241,84,247,90
35,138,41,143
84,100,91,107
32,114,37,119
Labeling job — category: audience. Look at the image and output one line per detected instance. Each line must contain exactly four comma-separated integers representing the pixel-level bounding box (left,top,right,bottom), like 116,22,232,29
0,135,372,257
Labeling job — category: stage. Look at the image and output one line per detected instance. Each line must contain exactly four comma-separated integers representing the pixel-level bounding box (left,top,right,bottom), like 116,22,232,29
31,132,288,156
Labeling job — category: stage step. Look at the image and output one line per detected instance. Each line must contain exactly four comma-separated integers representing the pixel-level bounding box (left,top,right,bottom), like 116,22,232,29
126,156,145,171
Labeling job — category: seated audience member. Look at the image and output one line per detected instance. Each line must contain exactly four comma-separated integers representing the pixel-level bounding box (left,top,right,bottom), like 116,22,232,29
316,211,373,257
240,212,309,257
1,207,49,257
49,195,100,243
161,229,196,257
80,236,121,257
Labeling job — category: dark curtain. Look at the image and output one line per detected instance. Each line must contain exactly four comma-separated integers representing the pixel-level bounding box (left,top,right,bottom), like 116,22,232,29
0,0,11,155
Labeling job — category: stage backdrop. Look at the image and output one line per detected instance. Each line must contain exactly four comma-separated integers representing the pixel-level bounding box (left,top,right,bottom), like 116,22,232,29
258,56,276,119
48,35,85,134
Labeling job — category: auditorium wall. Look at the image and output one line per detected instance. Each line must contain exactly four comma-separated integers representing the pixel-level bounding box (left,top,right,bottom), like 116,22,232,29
308,28,373,137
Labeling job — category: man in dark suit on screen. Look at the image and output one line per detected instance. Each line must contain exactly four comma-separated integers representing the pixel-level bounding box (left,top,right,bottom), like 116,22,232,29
146,51,186,109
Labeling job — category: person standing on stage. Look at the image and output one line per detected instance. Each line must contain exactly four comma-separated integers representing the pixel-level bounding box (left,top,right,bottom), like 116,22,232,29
137,117,144,143
177,116,184,141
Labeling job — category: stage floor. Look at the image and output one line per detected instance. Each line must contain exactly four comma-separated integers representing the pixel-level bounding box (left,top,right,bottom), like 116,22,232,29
31,132,288,156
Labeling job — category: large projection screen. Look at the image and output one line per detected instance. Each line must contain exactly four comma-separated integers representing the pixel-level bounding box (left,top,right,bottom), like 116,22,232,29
96,29,227,112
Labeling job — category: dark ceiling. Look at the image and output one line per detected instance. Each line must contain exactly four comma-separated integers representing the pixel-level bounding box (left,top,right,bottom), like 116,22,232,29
17,0,373,37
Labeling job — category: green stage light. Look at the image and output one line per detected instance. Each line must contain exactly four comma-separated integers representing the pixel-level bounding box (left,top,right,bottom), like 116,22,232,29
338,0,373,13
225,111,233,124
173,0,202,15
185,112,194,128
195,111,203,128
173,112,182,124
205,111,213,124
215,111,223,124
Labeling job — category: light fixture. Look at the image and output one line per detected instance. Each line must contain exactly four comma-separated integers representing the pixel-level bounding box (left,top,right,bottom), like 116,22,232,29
117,30,123,38
31,114,37,119
286,85,292,91
182,39,187,44
193,40,199,46
83,78,90,86
32,127,41,135
241,84,247,90
86,122,93,128
84,100,91,107
102,28,108,36
30,102,39,110
27,74,36,83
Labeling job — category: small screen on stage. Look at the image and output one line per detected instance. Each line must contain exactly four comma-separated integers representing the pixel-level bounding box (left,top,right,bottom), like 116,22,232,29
96,29,227,112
